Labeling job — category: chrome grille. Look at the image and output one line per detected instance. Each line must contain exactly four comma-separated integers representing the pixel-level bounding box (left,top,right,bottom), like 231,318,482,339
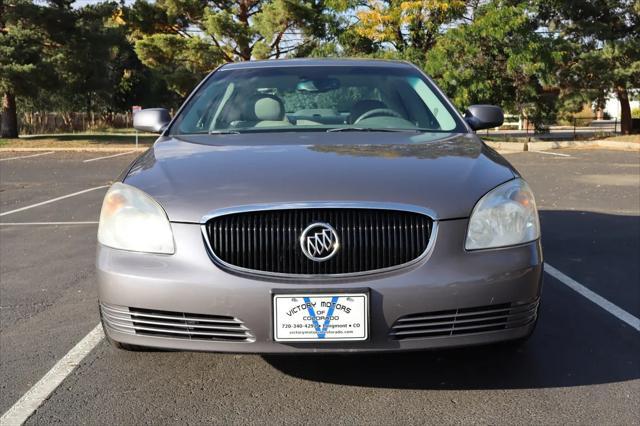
389,300,539,340
205,208,433,275
100,303,254,342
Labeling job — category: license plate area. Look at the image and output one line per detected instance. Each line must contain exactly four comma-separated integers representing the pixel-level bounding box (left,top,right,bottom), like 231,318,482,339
273,293,368,342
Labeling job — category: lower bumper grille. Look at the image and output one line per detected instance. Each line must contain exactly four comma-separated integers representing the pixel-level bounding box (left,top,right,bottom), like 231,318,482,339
389,300,539,340
100,303,254,342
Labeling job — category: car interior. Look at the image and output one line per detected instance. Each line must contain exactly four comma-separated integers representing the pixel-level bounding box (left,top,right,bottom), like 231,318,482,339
177,70,459,134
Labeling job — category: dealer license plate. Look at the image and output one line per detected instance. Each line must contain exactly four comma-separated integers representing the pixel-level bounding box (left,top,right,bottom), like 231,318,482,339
273,293,368,342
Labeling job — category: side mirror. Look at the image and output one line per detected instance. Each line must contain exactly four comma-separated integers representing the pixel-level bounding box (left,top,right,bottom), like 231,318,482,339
133,108,171,133
464,105,504,131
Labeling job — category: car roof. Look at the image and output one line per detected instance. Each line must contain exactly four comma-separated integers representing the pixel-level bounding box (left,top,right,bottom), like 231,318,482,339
219,58,415,70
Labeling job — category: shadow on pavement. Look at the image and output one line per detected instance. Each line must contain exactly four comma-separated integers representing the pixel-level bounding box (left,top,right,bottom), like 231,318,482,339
539,210,639,316
264,210,640,390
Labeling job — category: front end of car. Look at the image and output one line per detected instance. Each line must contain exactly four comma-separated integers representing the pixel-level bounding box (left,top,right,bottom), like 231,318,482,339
97,173,542,353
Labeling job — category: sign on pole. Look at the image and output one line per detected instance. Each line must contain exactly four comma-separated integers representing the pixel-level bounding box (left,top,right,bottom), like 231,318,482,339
132,106,142,148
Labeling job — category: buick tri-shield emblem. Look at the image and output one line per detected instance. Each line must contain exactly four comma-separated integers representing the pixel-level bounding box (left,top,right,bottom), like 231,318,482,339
300,223,340,262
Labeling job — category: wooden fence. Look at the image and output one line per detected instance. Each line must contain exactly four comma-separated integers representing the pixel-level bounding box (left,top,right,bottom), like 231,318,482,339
18,112,133,134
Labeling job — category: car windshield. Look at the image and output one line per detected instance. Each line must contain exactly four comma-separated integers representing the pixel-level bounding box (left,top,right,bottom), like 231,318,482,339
169,65,466,135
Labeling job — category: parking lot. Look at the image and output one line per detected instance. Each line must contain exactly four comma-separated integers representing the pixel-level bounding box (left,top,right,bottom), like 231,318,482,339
1,148,639,424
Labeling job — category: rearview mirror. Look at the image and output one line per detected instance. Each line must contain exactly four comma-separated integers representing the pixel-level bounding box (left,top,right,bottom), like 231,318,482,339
296,78,340,93
133,108,171,133
464,105,504,131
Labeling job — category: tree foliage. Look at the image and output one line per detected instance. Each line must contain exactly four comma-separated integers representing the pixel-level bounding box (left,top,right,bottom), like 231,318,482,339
1,0,638,138
425,1,565,128
534,0,640,133
128,0,335,95
1,0,57,137
355,0,467,52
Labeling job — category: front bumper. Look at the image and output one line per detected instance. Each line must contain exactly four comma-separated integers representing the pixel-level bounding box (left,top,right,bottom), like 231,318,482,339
98,220,543,353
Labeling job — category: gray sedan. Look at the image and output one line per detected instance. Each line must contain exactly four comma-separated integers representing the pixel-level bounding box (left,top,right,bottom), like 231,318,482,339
97,59,542,353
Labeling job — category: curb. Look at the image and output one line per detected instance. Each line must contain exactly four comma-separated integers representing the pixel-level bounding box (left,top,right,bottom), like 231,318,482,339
485,140,639,152
0,147,148,153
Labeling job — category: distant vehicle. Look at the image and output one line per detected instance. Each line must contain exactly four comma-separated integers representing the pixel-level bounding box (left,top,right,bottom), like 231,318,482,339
97,59,542,353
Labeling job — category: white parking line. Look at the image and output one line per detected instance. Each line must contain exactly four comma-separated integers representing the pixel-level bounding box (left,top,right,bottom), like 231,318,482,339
0,221,98,226
0,152,55,161
546,263,640,332
0,263,636,424
0,324,104,426
534,151,571,157
0,185,108,217
83,151,135,163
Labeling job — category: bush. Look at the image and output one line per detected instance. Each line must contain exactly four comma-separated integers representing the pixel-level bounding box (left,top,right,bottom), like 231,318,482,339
558,104,594,126
632,108,640,119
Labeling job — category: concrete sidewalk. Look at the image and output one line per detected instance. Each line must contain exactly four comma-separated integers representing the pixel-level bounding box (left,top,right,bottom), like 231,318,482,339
487,139,639,152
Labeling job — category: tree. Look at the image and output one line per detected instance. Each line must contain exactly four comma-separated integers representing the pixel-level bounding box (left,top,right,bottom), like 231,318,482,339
536,0,640,134
0,0,54,138
1,0,147,137
425,1,564,129
354,0,467,54
50,2,135,114
134,34,223,97
126,0,333,97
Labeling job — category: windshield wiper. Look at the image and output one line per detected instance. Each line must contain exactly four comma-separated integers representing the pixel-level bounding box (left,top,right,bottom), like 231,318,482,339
208,129,241,135
326,127,421,133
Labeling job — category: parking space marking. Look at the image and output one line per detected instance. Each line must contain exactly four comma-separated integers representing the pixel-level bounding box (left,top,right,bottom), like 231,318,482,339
0,152,55,162
83,151,136,163
534,151,571,157
546,263,640,332
0,324,104,426
0,264,637,424
0,185,108,217
0,221,98,226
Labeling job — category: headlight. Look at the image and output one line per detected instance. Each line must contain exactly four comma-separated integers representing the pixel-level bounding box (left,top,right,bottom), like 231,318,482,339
98,182,175,254
465,178,540,250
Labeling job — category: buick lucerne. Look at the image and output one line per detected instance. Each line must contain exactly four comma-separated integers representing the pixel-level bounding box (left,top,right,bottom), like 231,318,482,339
97,59,542,353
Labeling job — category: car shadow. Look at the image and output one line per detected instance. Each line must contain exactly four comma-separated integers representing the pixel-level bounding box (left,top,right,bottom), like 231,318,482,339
263,210,640,390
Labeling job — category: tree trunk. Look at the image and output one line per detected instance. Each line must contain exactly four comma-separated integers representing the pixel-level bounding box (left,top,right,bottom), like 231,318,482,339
238,0,252,60
1,92,19,138
616,86,632,135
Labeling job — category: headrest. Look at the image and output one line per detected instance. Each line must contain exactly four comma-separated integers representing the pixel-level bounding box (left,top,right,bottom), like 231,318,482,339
254,95,285,121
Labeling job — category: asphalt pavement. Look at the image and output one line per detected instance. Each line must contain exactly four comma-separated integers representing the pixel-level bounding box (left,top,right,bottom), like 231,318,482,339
0,148,638,425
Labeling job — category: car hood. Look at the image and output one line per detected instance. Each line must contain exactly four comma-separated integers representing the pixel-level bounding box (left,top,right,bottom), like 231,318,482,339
123,132,515,223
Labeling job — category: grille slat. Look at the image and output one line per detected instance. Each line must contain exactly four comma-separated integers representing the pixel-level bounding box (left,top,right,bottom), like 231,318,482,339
205,208,433,275
389,300,539,340
100,304,254,342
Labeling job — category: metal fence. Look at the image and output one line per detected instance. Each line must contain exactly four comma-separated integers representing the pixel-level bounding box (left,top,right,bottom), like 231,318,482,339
482,117,620,141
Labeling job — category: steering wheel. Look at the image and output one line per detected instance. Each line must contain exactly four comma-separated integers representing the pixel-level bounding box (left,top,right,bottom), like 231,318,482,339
354,108,403,124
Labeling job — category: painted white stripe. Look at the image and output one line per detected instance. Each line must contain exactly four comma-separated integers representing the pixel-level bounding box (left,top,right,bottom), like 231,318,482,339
0,221,98,226
0,152,55,161
534,151,571,157
0,186,108,217
83,151,135,163
0,324,104,425
546,263,640,332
